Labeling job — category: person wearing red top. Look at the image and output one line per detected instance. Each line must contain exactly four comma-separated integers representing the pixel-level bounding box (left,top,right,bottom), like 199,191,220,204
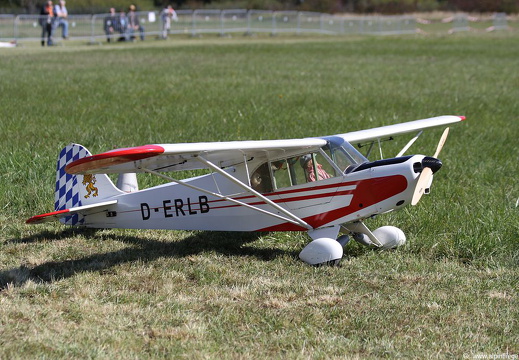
301,155,332,182
39,0,54,46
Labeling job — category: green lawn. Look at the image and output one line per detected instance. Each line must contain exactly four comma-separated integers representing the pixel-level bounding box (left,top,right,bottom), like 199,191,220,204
0,32,517,358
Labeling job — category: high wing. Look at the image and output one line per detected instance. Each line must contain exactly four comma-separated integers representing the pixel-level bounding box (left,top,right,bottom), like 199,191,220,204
339,115,465,160
66,138,328,175
340,115,465,144
66,115,465,175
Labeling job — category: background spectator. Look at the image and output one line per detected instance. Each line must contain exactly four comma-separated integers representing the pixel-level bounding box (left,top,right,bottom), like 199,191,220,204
103,7,117,42
54,0,68,39
39,0,54,46
160,5,178,39
127,4,144,41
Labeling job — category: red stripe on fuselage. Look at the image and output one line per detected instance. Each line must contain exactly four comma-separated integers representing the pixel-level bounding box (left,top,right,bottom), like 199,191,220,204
207,190,345,210
257,175,408,231
209,180,352,205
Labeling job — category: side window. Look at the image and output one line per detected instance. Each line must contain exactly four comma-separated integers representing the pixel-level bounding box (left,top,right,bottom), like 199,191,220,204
300,153,334,182
314,152,336,179
288,156,307,185
271,157,308,189
253,151,338,192
250,163,273,193
271,160,291,189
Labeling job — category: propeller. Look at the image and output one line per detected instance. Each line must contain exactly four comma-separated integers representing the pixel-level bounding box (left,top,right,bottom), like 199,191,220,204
411,127,450,206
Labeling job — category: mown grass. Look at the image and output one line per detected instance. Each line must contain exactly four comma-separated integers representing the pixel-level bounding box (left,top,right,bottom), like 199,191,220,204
0,32,517,358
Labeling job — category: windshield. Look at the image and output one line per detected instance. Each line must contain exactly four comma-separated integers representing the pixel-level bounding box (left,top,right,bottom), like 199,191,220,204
322,136,368,172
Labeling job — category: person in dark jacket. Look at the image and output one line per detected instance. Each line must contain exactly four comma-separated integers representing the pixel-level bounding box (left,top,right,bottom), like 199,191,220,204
40,0,54,46
103,7,118,42
127,4,144,41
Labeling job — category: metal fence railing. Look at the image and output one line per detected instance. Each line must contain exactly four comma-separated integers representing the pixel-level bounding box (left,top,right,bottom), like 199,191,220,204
451,14,470,33
0,14,15,39
14,14,93,41
493,12,508,30
0,10,419,43
0,10,513,44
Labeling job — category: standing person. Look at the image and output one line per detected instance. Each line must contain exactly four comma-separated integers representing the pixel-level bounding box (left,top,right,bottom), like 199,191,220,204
127,4,144,41
103,7,117,42
160,5,178,39
54,0,68,39
39,0,54,46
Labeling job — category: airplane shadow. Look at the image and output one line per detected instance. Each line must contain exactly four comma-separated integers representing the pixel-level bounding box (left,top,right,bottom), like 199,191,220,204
0,229,296,290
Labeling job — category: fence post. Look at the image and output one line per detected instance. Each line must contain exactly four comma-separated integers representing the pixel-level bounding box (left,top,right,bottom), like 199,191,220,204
191,10,196,37
14,15,19,41
271,11,276,36
90,14,96,44
296,11,300,35
246,10,251,35
220,9,225,37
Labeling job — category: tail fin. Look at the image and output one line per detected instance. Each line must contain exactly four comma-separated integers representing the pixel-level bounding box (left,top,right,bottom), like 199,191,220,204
54,144,123,225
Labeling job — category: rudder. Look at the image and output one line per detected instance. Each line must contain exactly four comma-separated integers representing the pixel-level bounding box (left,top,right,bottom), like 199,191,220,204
55,144,123,225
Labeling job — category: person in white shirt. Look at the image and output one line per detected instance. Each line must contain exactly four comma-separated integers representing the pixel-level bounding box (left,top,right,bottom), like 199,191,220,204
161,5,178,39
54,0,68,39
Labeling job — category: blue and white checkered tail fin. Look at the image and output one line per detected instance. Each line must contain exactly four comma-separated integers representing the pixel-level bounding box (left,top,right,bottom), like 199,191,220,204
54,144,123,226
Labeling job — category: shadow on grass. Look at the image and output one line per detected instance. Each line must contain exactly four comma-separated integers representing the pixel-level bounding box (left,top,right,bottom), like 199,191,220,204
1,229,295,290
5,228,93,244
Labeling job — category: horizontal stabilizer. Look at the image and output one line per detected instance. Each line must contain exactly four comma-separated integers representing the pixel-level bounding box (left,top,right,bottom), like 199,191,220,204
26,200,118,225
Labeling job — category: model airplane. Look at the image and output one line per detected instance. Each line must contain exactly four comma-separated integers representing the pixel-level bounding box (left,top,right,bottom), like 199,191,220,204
27,115,466,265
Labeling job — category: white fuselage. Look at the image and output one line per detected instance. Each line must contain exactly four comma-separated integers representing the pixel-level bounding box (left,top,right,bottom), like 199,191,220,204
82,155,425,232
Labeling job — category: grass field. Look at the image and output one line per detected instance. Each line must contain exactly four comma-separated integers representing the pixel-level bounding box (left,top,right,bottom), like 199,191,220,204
0,31,518,358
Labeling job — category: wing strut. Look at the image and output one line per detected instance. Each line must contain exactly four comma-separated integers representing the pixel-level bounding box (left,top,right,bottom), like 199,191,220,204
364,142,375,159
141,165,313,230
195,156,313,230
396,130,423,157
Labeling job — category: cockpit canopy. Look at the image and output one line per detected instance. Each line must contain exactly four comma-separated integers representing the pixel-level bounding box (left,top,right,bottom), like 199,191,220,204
322,135,369,172
250,137,368,193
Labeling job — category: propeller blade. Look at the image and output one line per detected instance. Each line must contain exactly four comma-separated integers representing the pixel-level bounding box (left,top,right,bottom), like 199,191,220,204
433,127,450,158
411,128,449,206
411,167,433,205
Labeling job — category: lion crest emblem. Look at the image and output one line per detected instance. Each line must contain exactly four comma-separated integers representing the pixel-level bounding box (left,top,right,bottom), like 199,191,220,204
82,174,99,198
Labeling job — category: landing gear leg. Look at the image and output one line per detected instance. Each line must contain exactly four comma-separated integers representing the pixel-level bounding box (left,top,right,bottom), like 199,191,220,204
343,221,406,249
